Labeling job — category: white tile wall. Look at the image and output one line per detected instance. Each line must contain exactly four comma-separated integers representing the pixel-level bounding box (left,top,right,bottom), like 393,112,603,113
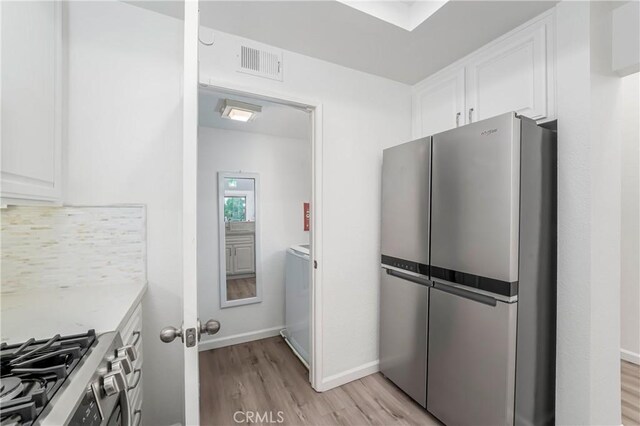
1,206,146,293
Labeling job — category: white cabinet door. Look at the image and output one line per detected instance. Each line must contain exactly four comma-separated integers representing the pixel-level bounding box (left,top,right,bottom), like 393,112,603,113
412,68,465,138
234,243,255,274
465,18,551,123
1,1,62,203
225,246,233,274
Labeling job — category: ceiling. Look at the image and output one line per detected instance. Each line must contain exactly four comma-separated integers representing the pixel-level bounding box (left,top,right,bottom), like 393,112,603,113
128,1,557,85
199,89,310,140
335,0,449,31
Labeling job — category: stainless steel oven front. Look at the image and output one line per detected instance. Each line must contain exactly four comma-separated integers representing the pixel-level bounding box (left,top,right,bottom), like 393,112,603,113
39,331,138,426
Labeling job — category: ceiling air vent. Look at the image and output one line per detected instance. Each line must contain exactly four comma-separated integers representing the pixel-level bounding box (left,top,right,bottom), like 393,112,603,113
238,45,283,81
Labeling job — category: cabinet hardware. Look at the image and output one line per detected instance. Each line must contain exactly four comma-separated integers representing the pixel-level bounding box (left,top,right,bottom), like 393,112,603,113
456,112,461,127
131,331,141,347
133,409,142,426
468,108,474,123
127,369,142,391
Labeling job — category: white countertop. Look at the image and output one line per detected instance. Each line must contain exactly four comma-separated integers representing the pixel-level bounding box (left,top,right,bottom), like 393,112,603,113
0,282,147,345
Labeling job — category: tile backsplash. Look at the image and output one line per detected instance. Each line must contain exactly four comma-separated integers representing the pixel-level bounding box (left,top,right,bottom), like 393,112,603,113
1,206,146,293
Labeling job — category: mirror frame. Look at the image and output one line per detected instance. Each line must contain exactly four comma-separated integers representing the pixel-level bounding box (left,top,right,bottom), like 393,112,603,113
218,171,262,308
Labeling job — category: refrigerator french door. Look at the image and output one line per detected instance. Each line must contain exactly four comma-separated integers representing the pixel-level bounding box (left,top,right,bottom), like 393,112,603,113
427,284,517,425
428,112,556,426
379,137,431,408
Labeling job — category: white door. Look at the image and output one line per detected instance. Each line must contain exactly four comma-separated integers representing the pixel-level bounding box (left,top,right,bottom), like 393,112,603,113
465,22,549,123
234,243,255,274
412,68,465,138
181,1,216,424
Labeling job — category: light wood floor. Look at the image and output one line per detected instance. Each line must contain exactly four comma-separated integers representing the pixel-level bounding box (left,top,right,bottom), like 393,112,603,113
199,337,640,425
622,360,640,425
199,336,439,425
226,277,256,301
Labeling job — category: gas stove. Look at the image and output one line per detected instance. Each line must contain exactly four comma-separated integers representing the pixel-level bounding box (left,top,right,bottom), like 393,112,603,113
0,331,96,425
0,331,136,426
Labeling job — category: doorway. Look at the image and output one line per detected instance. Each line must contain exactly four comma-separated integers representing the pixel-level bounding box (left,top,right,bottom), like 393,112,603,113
195,83,323,423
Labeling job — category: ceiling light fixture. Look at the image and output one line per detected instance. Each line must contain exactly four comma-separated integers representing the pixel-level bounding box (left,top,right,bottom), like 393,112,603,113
220,99,262,122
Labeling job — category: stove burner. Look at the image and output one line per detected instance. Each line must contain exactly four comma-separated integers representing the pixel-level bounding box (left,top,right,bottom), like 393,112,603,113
0,377,23,403
0,330,96,425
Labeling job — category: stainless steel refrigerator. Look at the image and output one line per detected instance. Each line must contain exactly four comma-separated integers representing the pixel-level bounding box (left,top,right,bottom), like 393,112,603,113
379,112,556,425
427,112,556,426
379,136,431,408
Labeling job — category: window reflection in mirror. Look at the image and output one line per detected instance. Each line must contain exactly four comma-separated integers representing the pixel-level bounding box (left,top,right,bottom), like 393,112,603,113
219,174,259,307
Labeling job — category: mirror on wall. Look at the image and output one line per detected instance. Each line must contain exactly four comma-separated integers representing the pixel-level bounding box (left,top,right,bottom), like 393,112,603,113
218,172,261,308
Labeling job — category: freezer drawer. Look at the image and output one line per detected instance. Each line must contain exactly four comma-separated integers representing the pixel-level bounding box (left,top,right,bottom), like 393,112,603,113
427,283,517,426
379,268,429,407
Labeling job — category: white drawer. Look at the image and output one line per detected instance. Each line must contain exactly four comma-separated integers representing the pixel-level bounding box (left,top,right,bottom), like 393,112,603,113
226,234,254,245
127,358,142,393
121,303,142,349
129,376,143,408
127,351,143,389
130,378,143,426
229,221,255,232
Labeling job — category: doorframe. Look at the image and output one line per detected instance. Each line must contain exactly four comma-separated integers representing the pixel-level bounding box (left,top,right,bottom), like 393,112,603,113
198,79,325,391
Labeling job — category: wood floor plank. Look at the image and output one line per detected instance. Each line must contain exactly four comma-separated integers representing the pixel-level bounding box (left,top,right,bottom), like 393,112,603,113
202,337,640,425
227,277,257,301
199,337,438,425
622,360,640,426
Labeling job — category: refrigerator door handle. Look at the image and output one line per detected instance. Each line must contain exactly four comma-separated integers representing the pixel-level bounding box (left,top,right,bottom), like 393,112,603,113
386,268,431,287
432,281,497,306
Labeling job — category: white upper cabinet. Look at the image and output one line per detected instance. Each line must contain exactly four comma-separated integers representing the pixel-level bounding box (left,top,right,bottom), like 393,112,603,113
1,1,62,204
413,68,465,139
466,17,552,122
412,10,555,136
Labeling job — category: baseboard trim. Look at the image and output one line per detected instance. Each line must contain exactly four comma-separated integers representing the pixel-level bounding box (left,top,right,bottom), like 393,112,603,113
198,326,283,351
318,360,379,391
621,348,640,365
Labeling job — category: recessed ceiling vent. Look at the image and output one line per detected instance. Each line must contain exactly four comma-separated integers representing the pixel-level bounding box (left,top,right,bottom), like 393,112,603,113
238,44,283,81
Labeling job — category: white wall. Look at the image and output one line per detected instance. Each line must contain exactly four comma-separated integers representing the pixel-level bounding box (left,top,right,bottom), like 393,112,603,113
620,72,640,364
64,2,184,425
198,127,310,344
199,30,412,380
555,1,622,423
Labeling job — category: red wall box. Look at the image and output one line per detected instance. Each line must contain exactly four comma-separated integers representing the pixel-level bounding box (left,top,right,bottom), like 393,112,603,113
304,202,310,231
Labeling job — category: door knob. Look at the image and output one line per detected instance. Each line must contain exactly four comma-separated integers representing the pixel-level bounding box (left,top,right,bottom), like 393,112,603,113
200,319,221,336
159,326,183,343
